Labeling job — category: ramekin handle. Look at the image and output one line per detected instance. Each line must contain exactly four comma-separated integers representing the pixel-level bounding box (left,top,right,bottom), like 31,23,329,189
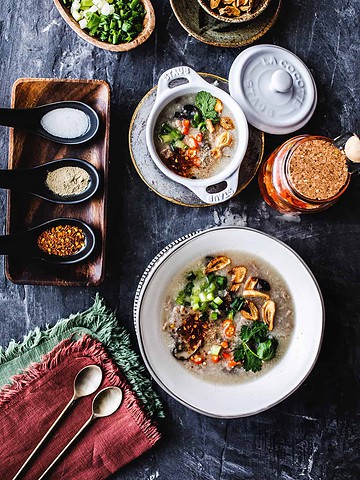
156,67,208,98
189,168,240,205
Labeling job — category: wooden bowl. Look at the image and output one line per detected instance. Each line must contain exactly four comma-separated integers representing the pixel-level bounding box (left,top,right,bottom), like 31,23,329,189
53,0,155,51
197,0,271,23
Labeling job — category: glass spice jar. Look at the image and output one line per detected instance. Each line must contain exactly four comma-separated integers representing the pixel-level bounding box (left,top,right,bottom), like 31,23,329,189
258,133,360,214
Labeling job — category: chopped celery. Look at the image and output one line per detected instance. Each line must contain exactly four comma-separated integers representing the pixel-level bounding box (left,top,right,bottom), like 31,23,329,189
210,345,222,356
214,296,223,305
86,12,101,30
205,282,216,293
176,291,186,305
173,139,187,150
64,0,146,44
191,295,200,304
200,302,209,312
72,9,83,21
199,292,207,303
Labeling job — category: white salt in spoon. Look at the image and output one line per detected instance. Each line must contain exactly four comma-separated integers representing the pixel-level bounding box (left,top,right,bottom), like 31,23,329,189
12,365,103,480
38,387,123,480
0,101,99,145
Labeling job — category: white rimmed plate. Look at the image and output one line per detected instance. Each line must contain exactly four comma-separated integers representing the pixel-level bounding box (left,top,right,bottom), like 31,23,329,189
134,227,324,418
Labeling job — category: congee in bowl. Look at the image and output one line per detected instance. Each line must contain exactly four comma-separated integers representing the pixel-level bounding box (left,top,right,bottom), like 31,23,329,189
163,251,294,384
155,90,237,179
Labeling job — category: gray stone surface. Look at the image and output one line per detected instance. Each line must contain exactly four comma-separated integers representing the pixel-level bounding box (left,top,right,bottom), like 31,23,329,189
0,1,359,479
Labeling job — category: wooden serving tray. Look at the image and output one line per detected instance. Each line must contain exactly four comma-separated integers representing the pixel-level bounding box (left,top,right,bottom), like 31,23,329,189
6,78,110,286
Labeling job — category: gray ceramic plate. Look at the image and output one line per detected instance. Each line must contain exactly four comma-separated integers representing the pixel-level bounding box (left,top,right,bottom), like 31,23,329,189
169,0,282,48
129,73,264,207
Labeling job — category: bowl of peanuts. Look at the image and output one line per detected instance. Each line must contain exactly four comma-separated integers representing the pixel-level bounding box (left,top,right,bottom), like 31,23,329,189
197,0,272,23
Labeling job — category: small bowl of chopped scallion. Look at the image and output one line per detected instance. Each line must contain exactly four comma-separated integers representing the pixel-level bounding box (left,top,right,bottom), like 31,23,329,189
55,0,155,51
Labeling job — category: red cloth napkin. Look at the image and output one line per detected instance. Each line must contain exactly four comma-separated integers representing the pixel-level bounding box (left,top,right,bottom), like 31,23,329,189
0,334,161,479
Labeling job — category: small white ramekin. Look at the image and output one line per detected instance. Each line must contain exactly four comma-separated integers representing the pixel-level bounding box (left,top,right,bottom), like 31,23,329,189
146,66,249,204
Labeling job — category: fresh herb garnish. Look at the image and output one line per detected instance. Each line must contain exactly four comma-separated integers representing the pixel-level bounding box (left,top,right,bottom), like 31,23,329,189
226,296,245,319
187,272,197,281
233,321,278,373
183,281,194,296
215,275,227,289
195,91,220,125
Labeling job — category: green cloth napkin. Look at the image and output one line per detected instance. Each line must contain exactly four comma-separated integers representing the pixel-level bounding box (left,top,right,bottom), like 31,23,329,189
0,295,163,419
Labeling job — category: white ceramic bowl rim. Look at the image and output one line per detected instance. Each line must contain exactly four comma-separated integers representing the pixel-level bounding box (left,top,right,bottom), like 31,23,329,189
145,67,249,204
135,226,325,418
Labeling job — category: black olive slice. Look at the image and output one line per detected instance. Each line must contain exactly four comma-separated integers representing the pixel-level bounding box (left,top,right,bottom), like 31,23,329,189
255,279,271,292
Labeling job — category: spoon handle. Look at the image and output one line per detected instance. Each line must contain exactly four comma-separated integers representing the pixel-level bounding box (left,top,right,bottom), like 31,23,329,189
0,108,35,129
37,415,94,480
0,170,31,191
12,396,75,480
0,233,27,256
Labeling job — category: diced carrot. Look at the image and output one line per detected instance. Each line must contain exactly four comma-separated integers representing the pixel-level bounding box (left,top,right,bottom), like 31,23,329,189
221,341,229,349
222,319,233,328
228,361,237,368
211,355,219,363
196,133,203,142
224,326,235,338
191,355,203,365
222,351,231,360
182,119,190,135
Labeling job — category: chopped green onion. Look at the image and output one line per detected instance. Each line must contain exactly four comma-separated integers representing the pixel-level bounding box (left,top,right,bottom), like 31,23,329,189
199,292,207,303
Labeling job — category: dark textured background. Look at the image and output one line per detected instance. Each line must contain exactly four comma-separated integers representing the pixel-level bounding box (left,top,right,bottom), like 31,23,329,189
0,1,359,479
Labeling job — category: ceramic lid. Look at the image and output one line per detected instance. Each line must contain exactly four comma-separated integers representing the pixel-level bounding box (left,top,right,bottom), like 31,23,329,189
229,45,317,134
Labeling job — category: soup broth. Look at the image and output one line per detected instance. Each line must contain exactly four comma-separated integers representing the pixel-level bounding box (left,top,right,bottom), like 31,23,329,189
154,91,237,179
162,252,294,385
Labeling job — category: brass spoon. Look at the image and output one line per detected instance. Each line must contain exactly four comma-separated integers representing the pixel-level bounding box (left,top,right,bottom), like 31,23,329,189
38,386,123,480
12,365,103,480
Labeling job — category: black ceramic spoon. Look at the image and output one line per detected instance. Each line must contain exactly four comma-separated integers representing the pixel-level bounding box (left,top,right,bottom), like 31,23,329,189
0,218,95,264
0,158,100,204
0,101,99,145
